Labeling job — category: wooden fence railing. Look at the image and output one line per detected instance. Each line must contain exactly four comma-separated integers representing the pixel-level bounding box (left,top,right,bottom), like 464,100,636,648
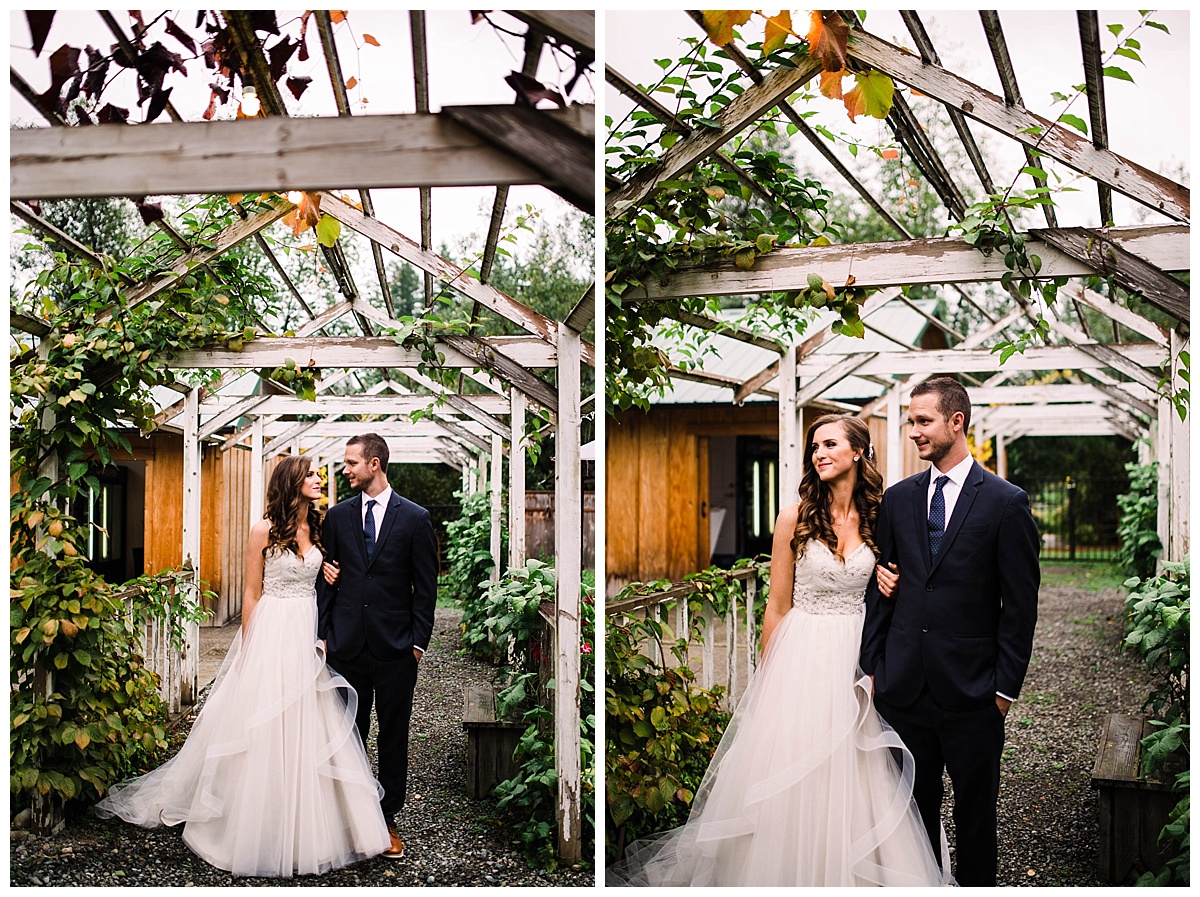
112,574,200,715
606,568,762,705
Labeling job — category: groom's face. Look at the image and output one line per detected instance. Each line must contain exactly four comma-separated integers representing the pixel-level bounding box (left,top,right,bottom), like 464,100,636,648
907,394,958,465
343,444,378,492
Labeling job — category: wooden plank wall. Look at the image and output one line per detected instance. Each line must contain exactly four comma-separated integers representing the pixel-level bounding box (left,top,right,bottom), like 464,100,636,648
607,404,778,596
217,447,253,626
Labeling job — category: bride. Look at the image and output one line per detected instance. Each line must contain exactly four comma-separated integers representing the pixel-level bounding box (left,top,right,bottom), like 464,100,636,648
608,414,952,886
96,455,391,877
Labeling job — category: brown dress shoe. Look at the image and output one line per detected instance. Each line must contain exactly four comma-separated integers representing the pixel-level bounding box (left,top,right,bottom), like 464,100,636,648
383,825,405,859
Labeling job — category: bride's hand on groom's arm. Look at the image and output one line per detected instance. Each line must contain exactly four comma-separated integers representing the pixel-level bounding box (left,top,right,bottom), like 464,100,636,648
322,560,340,585
875,563,899,598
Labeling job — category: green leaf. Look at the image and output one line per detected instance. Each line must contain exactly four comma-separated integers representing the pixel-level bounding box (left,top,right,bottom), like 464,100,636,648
315,214,341,248
1102,66,1134,83
1057,114,1088,135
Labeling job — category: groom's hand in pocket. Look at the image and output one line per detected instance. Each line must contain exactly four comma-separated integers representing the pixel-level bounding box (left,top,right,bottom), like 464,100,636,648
996,695,1012,717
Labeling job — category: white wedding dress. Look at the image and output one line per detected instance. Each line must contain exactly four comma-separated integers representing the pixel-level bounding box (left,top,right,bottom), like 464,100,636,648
96,545,391,877
609,540,952,886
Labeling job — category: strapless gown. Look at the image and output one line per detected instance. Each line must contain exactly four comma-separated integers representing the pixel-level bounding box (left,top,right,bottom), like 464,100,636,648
608,540,952,886
96,546,391,877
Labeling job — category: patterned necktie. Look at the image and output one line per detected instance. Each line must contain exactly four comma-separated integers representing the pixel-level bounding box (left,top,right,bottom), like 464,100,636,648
928,475,950,560
364,498,377,560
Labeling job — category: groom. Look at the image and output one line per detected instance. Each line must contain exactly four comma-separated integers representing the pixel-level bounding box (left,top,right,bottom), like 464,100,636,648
317,432,438,860
860,377,1039,886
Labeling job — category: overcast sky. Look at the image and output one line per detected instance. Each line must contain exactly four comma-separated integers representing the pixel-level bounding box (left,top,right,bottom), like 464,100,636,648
9,10,595,255
605,9,1190,230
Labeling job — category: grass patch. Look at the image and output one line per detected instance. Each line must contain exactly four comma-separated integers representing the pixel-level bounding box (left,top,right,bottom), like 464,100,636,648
1040,560,1127,591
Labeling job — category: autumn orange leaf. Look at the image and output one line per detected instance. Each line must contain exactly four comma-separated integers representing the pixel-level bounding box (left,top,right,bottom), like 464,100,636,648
701,10,752,46
345,76,357,90
363,33,380,47
763,10,792,55
805,11,850,72
881,148,900,160
329,11,346,24
819,69,845,101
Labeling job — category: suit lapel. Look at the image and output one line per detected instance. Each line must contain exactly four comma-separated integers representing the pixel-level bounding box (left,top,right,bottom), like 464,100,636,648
367,492,403,569
929,461,983,576
351,493,370,563
910,468,933,572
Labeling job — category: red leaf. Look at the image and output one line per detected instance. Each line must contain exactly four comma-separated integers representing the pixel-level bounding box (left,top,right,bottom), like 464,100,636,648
286,76,312,101
202,89,218,120
164,16,197,55
267,36,299,83
805,11,850,72
363,33,380,47
504,71,565,108
26,11,55,58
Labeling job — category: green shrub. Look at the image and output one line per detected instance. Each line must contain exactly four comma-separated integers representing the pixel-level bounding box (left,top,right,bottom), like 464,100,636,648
491,566,596,870
444,490,505,628
1116,461,1162,579
1123,559,1189,885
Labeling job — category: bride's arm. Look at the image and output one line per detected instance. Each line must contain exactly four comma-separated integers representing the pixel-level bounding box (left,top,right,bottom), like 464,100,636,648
241,521,270,638
760,504,799,656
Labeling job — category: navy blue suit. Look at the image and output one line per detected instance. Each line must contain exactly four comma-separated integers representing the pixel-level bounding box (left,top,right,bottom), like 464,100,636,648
317,490,438,818
861,461,1039,885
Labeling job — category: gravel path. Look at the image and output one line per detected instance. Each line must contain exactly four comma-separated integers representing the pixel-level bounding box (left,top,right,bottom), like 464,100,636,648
965,568,1158,886
10,608,592,887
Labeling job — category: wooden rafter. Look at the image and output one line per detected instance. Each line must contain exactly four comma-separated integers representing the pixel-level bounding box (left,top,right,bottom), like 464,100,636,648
606,54,822,217
507,10,595,55
978,11,1057,229
639,225,1188,299
845,29,1189,222
1076,12,1114,227
1031,227,1189,324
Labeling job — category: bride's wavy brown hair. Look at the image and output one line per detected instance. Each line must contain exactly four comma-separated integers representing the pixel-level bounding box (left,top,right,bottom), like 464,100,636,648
791,414,883,560
263,455,323,558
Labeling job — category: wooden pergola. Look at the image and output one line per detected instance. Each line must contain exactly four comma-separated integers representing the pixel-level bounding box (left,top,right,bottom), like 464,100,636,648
606,11,1189,563
12,10,594,860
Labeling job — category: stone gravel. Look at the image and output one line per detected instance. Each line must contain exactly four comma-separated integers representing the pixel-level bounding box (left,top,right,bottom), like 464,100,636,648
10,608,593,887
948,568,1159,886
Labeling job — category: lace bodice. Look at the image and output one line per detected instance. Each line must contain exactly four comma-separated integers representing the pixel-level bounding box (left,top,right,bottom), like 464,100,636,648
261,545,322,601
791,539,874,615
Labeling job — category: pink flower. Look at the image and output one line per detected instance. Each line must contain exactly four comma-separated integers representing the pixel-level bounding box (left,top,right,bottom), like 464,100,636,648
581,642,593,654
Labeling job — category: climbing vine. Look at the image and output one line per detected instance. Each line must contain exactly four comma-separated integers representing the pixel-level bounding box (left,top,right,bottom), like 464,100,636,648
9,192,283,820
606,11,897,412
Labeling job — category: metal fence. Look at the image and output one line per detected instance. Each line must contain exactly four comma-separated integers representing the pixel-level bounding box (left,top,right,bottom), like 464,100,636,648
1012,475,1127,562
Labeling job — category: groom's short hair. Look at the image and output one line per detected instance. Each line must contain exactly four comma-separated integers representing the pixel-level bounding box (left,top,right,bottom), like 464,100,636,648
911,377,972,430
348,432,390,469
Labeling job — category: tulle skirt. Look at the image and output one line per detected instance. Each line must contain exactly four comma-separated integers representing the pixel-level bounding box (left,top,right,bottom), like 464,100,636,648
95,591,391,877
608,606,952,886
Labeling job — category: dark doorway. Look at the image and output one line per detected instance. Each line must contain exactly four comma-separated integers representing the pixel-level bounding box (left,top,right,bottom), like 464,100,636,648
70,465,128,583
736,436,780,561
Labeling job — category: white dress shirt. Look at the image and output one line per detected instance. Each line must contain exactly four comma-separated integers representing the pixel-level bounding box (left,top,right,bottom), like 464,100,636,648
361,485,392,537
926,455,1014,704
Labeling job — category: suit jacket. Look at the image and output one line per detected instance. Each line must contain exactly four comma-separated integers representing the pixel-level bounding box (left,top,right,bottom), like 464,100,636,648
316,490,438,662
860,461,1040,712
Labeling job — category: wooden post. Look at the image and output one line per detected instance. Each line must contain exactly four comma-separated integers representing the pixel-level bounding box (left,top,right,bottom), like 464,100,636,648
490,433,503,583
179,388,202,712
554,323,582,863
996,433,1008,480
1168,332,1190,562
887,381,902,487
509,389,527,568
250,417,265,527
778,345,800,509
29,341,64,835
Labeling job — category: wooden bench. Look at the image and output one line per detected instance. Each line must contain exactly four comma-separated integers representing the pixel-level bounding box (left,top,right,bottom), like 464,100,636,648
462,684,525,799
1090,712,1180,883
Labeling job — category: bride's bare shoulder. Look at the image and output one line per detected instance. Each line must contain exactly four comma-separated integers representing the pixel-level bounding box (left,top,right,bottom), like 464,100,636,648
775,503,801,530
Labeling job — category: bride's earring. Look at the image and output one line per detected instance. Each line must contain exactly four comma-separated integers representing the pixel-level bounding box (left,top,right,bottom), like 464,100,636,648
854,456,860,462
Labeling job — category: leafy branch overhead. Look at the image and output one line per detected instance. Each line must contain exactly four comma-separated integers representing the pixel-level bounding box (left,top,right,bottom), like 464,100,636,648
699,10,895,122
